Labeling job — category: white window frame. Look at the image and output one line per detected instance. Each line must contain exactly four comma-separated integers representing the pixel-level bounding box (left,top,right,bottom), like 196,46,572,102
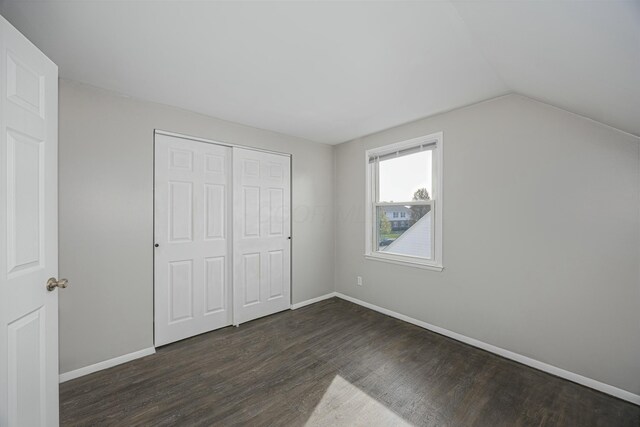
364,132,444,271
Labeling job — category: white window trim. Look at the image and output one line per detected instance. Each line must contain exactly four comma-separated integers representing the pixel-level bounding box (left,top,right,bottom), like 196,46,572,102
364,131,444,271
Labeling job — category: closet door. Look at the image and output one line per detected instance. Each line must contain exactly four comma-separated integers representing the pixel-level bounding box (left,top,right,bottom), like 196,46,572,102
154,134,232,346
233,148,291,325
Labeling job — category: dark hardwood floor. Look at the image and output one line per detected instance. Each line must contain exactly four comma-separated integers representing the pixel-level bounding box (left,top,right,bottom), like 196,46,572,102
60,298,640,426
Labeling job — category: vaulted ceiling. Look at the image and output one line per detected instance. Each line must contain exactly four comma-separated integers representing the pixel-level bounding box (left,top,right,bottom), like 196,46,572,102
1,1,638,144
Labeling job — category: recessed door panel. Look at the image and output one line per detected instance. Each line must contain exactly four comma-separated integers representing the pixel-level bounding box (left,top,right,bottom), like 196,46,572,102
243,253,260,306
268,162,283,180
168,181,193,243
169,148,193,171
6,130,43,276
7,307,46,426
243,159,260,177
268,250,284,299
268,188,284,236
169,261,193,323
204,257,225,314
6,52,44,117
243,186,260,237
205,154,224,174
205,184,225,240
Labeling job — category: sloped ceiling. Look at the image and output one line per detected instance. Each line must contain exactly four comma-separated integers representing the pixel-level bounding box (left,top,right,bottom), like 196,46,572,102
452,0,640,141
0,1,638,144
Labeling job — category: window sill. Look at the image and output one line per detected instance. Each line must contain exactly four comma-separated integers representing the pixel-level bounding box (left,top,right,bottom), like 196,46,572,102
364,253,444,271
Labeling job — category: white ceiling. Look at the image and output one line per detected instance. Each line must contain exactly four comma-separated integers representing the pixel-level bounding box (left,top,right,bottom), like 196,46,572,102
1,1,638,144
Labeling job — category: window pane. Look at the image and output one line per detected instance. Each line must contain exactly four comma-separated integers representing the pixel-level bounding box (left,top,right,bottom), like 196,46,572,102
377,204,432,259
378,150,432,203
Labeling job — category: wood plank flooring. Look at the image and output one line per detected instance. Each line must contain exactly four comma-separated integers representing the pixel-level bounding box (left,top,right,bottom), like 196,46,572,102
60,298,640,426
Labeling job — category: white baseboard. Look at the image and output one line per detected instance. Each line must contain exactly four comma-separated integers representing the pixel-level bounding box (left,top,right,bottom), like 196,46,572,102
59,347,156,383
291,292,337,310
334,292,640,406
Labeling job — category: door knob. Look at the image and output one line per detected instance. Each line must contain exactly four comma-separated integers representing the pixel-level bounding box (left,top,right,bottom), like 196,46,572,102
47,277,69,292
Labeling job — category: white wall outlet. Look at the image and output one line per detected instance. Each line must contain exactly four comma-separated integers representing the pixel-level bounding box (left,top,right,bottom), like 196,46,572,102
357,276,363,286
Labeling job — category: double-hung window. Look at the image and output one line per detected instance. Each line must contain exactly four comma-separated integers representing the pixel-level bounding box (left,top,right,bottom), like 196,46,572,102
365,132,443,270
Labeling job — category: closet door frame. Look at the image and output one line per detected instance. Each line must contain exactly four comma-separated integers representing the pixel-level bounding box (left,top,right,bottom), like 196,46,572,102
153,129,293,345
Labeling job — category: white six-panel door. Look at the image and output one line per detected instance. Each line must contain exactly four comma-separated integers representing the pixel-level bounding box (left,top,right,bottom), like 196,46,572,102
154,134,233,346
233,148,291,325
0,16,59,426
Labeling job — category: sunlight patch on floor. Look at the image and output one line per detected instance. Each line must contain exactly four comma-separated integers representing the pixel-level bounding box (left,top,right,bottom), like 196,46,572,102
305,375,413,427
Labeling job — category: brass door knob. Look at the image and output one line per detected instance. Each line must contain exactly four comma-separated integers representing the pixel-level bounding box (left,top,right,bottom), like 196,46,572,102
47,277,69,292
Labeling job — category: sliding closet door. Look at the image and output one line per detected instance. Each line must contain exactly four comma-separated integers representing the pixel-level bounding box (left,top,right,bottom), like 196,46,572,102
154,134,232,346
233,148,291,325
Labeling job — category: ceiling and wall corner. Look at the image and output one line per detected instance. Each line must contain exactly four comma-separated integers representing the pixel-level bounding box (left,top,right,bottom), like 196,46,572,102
0,1,637,144
450,0,640,141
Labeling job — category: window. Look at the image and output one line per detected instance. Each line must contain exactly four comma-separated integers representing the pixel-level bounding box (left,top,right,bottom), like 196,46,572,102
365,132,443,270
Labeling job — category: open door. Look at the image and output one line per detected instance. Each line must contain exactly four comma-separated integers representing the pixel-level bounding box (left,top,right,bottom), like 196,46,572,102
0,16,60,426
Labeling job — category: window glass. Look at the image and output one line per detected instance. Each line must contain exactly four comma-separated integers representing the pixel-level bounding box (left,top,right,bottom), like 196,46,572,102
376,205,432,259
378,150,432,203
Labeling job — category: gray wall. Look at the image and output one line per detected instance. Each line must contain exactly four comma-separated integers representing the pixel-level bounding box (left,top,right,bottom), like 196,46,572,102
334,94,640,395
58,80,334,374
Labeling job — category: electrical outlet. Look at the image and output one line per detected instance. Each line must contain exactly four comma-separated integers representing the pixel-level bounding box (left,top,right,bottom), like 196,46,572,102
357,276,363,286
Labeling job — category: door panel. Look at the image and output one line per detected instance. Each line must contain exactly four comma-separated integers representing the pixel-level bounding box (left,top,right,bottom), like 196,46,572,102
7,307,46,427
233,148,291,325
204,257,225,313
242,253,261,306
168,260,193,323
1,15,59,427
7,130,44,275
205,184,225,239
268,250,284,299
168,181,193,242
154,134,232,346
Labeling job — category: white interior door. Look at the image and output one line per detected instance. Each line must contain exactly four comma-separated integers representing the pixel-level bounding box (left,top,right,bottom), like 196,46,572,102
0,16,59,427
154,134,232,346
233,148,291,325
